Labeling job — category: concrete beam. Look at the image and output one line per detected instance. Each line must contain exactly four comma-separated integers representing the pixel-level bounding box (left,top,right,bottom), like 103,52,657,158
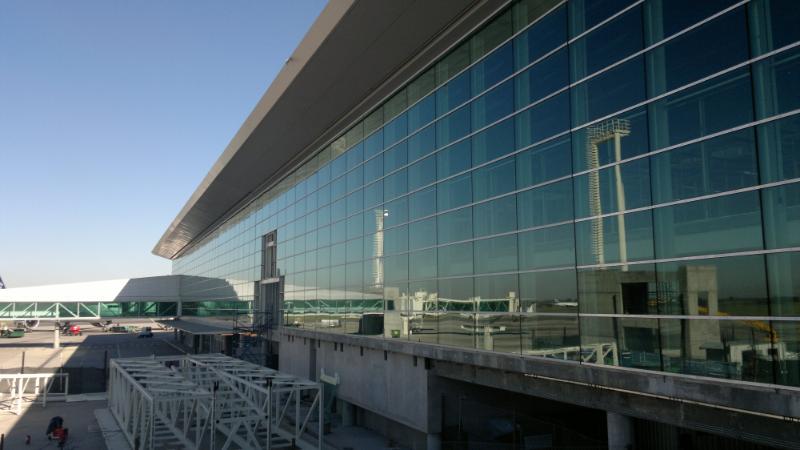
278,328,800,422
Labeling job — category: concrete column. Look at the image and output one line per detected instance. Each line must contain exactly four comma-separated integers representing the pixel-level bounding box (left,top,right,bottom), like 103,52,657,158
341,400,356,427
607,411,634,450
53,325,60,349
426,433,442,450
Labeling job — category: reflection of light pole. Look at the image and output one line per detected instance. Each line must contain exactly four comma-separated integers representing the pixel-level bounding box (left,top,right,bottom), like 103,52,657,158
586,119,630,269
371,209,386,286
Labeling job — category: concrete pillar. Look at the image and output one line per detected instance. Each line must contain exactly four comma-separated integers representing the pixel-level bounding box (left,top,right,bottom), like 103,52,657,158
53,325,60,349
426,433,442,450
607,411,634,450
341,400,356,427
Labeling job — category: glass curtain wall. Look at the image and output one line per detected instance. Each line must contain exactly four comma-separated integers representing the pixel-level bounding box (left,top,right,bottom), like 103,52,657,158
173,0,800,387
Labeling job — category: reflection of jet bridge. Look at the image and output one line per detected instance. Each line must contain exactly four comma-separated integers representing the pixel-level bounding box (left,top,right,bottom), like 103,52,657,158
586,119,631,267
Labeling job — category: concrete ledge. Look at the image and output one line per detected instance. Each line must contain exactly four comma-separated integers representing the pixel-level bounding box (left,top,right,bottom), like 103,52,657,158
278,327,800,420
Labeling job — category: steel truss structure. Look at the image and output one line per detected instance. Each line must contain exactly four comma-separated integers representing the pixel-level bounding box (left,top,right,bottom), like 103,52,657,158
0,372,69,414
109,354,322,450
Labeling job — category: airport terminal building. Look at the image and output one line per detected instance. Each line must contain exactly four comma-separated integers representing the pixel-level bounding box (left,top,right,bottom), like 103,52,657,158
150,0,800,448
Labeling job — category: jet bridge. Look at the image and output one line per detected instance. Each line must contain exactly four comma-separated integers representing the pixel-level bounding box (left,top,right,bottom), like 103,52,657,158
108,354,323,450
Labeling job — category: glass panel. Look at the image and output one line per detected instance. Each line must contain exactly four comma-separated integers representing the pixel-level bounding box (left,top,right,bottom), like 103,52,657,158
660,318,774,383
364,181,383,209
364,129,383,160
364,153,382,184
471,41,513,95
365,108,383,136
476,313,520,353
753,46,800,119
439,313,476,350
384,254,408,283
409,186,437,220
409,95,435,133
582,317,663,370
364,232,382,259
472,157,517,202
516,136,571,188
410,248,437,281
522,314,580,359
437,140,471,179
436,105,471,148
748,0,800,56
649,68,753,149
408,67,436,105
437,173,472,211
514,4,567,69
438,242,474,277
657,255,768,316
575,210,654,265
569,0,637,37
409,124,437,162
651,128,758,204
763,183,800,254
438,207,473,244
519,269,578,313
410,217,437,250
513,0,562,32
517,179,573,229
383,196,408,228
758,114,800,183
331,176,346,201
346,166,363,193
436,42,470,86
473,195,517,237
384,140,407,173
436,71,471,116
385,89,408,123
384,225,408,255
408,155,436,191
346,214,363,240
772,320,800,386
384,169,408,200
346,237,363,262
472,80,514,131
384,112,408,148
472,117,516,166
653,191,763,259
475,274,519,312
578,264,656,314
570,5,643,81
519,224,575,270
571,56,646,127
572,107,648,172
573,158,651,218
439,277,475,311
515,48,569,109
515,91,570,147
474,235,518,274
644,0,740,44
646,7,749,97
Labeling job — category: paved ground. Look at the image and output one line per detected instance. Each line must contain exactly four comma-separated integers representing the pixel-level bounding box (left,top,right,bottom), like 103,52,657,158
0,400,108,450
0,329,184,371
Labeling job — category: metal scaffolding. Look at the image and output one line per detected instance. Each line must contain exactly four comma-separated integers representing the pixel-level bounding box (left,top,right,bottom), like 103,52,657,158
109,354,322,450
0,372,69,414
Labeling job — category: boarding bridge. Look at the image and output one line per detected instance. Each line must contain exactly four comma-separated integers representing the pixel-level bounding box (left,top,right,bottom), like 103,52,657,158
0,275,241,322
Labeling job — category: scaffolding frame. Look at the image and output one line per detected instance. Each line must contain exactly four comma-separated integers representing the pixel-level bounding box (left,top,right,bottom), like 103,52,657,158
109,354,322,450
0,372,69,414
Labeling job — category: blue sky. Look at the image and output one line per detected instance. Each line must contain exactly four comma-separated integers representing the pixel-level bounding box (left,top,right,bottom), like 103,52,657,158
0,1,326,287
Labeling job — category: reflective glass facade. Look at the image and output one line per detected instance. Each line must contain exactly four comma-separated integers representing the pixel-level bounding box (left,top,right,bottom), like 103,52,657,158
173,0,800,387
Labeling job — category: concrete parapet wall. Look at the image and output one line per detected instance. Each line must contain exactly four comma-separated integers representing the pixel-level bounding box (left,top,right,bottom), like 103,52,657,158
278,327,800,448
278,332,434,434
